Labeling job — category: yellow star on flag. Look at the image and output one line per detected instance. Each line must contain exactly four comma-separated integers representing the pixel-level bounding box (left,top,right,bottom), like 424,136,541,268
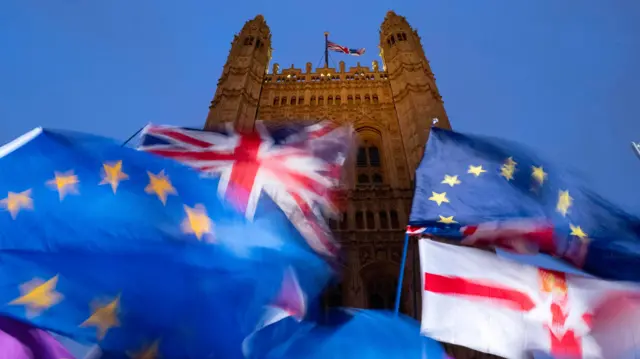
557,190,573,217
182,204,214,240
145,170,177,205
81,295,121,341
0,189,33,219
428,192,449,206
46,170,80,200
128,340,161,359
531,166,547,186
467,165,486,177
441,175,461,187
500,158,517,181
500,164,515,181
99,161,129,193
9,275,63,317
437,215,457,224
569,224,588,239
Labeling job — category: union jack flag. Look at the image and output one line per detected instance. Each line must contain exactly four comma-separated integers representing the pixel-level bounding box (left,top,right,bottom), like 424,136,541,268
327,40,365,56
137,121,354,257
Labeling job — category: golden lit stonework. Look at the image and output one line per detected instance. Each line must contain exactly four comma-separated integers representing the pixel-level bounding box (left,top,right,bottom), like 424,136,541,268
100,161,129,194
10,275,63,317
47,170,80,200
0,189,33,219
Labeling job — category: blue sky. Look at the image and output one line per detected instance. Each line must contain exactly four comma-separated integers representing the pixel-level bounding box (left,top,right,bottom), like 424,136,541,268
1,0,639,357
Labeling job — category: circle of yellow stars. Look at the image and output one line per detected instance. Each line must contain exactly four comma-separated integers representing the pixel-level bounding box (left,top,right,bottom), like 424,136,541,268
0,160,213,241
426,158,590,246
0,160,222,358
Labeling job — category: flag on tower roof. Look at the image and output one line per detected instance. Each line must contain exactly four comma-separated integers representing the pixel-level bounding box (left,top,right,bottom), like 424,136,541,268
327,40,365,56
407,127,640,283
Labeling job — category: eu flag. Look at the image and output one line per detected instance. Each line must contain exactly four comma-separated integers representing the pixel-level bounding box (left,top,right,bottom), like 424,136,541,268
245,309,448,359
409,127,640,282
0,127,332,358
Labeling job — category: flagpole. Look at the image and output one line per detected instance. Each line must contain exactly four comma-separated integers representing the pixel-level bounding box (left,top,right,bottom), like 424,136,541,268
394,118,440,317
393,232,410,315
632,141,640,159
121,126,145,147
324,32,329,68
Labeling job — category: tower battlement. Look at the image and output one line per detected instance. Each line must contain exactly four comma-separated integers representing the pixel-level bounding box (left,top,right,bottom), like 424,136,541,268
265,61,387,84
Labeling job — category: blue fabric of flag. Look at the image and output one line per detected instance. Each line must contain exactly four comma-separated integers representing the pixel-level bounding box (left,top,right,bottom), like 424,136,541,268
245,309,448,359
409,127,640,282
0,128,332,358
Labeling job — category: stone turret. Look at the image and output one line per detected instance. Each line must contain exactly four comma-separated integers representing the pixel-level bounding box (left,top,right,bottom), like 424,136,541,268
379,11,450,176
204,15,272,131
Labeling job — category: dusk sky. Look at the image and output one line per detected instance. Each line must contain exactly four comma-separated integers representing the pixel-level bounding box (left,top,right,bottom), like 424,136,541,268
1,0,639,357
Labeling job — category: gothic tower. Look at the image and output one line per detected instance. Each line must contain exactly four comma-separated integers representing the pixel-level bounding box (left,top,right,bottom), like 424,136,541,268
379,11,451,176
203,12,498,359
204,15,272,131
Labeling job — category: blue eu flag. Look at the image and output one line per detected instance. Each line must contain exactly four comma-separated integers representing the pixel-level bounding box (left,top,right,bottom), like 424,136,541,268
409,127,640,282
0,128,332,358
245,309,448,359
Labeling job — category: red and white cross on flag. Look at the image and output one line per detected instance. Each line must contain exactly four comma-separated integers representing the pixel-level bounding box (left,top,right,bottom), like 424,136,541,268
418,240,640,359
138,121,349,257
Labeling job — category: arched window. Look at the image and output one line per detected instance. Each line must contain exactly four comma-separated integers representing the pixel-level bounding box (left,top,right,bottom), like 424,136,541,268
335,95,341,105
298,97,304,105
379,211,389,229
372,94,379,104
281,97,287,106
390,210,400,229
355,128,384,186
366,211,375,229
355,211,364,230
364,94,371,103
367,275,397,310
290,96,296,105
357,173,369,184
310,96,316,106
347,95,353,104
244,36,254,46
318,96,324,105
273,97,279,106
355,94,361,104
328,95,334,105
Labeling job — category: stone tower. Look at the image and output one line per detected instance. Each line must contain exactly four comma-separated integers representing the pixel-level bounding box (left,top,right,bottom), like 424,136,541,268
379,11,451,177
204,15,272,131
204,12,496,359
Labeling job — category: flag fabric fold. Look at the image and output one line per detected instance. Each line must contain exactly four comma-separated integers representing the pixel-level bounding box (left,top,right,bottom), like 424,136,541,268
0,316,74,359
409,127,640,282
327,40,365,56
0,126,337,358
245,308,448,359
419,239,640,359
138,121,354,259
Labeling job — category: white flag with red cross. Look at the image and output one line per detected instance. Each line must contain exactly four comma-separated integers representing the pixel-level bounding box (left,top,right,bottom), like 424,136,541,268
419,239,640,359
